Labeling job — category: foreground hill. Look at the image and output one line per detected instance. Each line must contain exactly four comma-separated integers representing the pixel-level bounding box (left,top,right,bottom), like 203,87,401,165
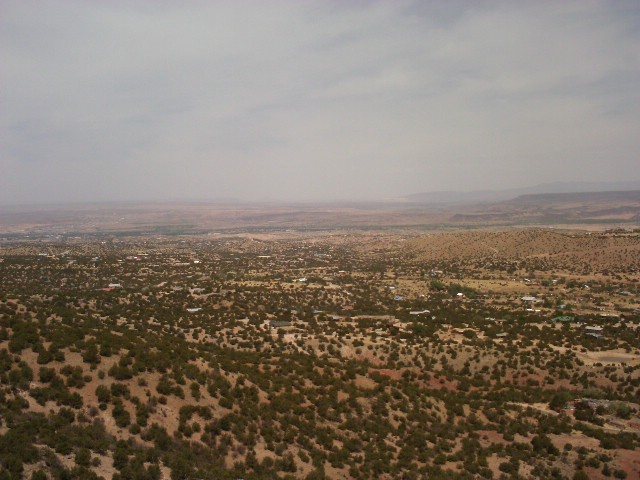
408,229,640,274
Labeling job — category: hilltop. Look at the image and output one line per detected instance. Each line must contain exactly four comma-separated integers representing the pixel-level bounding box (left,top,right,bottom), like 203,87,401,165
408,229,640,273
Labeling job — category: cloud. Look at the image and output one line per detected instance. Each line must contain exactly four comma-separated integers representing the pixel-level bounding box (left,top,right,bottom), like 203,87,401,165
1,0,639,203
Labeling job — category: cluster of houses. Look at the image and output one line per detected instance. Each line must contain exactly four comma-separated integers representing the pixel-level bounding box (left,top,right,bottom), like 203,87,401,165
551,315,606,339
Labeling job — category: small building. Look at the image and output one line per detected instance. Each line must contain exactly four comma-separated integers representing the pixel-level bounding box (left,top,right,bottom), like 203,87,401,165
270,320,292,329
585,325,603,333
391,320,409,332
584,325,604,339
584,332,603,339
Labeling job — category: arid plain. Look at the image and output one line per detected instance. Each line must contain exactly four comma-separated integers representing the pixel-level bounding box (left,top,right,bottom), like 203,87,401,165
1,194,639,480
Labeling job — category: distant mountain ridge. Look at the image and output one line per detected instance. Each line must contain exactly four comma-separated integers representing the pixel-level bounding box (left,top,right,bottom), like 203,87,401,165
406,180,640,204
507,189,640,206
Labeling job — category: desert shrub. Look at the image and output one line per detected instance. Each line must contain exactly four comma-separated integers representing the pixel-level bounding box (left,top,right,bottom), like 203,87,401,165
112,401,131,428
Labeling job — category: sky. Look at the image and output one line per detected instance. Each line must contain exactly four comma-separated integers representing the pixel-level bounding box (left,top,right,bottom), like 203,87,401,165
2,0,640,204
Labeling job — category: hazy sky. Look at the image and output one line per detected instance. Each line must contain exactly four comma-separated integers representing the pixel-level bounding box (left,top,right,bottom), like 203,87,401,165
2,1,640,204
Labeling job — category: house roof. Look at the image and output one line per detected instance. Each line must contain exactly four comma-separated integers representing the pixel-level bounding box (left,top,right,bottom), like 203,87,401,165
270,320,292,328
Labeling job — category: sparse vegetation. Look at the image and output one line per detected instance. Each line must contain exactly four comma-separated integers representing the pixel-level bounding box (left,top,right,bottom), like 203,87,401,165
1,229,639,479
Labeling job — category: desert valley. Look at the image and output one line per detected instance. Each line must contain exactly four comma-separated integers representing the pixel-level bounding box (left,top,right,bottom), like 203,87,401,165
1,198,640,480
